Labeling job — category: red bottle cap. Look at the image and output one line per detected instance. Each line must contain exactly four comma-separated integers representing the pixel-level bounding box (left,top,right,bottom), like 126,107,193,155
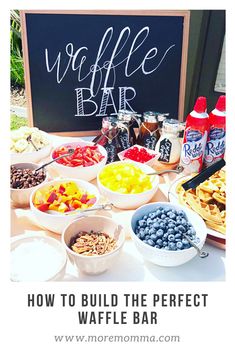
215,95,226,111
193,96,207,113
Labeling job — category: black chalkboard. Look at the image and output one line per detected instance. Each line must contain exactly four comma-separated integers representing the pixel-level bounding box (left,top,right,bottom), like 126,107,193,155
21,10,189,135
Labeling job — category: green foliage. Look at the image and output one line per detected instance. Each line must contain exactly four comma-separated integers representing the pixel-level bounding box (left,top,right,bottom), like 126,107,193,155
10,114,28,130
10,10,25,87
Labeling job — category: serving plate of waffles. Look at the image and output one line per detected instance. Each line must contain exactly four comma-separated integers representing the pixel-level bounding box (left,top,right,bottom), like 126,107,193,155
168,169,226,248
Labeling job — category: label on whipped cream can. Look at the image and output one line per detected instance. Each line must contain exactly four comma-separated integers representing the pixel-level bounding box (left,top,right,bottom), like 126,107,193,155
181,129,208,173
204,127,226,165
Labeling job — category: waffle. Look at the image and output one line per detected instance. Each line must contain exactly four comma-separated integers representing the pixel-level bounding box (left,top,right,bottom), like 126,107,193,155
175,169,226,235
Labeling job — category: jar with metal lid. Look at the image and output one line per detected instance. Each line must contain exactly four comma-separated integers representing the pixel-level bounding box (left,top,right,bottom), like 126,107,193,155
137,111,162,150
92,116,121,163
113,110,141,150
155,119,182,164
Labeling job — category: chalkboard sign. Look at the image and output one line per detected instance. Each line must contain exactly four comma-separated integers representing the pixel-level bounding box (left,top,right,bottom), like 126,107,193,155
158,138,172,162
21,10,189,136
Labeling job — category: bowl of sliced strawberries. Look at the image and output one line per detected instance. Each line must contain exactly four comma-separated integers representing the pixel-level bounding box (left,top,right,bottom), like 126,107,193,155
50,140,107,181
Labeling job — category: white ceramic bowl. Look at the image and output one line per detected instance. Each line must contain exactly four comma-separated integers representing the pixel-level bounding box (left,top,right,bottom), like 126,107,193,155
62,215,125,275
130,202,207,267
97,161,159,209
11,133,52,164
118,144,160,167
10,162,49,207
10,234,67,281
30,178,100,234
50,141,107,181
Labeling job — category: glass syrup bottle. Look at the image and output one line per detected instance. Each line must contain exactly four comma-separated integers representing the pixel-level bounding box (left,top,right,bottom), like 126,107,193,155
137,111,161,150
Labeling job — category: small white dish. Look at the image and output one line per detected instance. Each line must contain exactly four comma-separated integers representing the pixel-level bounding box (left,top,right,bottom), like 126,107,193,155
11,234,67,281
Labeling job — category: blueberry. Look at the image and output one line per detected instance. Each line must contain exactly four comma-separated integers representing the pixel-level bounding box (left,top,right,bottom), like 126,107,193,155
174,233,182,240
181,218,187,226
147,218,152,226
169,212,176,219
147,239,155,247
162,234,168,240
153,222,160,229
154,244,160,249
143,215,148,220
149,227,156,235
177,210,186,217
176,218,182,225
164,246,170,250
156,229,164,237
139,233,145,240
167,228,175,235
168,220,175,228
143,240,148,244
156,239,163,246
169,242,176,250
156,210,162,217
182,239,190,248
145,235,150,240
176,241,183,249
178,225,186,233
144,227,150,235
190,227,196,236
168,234,175,242
149,212,156,219
187,229,192,236
159,222,165,230
163,241,168,246
161,214,166,219
150,234,158,241
138,220,146,227
174,226,179,233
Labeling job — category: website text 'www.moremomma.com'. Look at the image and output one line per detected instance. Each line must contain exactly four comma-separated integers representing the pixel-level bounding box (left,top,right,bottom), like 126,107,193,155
54,334,181,344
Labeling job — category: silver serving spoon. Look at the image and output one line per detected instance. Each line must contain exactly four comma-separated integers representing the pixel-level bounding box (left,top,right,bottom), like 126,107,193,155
147,165,184,176
26,135,39,151
34,148,75,172
183,233,209,258
47,203,113,216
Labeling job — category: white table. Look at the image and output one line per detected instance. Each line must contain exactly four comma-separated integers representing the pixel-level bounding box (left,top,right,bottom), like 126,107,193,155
11,133,225,282
64,240,225,282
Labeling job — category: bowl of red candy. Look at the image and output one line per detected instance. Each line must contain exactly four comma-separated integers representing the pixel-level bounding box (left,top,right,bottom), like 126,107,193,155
51,141,107,181
118,144,160,167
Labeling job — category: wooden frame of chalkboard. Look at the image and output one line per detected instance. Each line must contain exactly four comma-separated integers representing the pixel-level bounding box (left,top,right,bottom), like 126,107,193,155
20,10,190,136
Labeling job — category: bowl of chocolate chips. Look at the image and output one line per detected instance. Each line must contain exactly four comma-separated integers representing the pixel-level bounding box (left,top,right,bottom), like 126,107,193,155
10,162,49,207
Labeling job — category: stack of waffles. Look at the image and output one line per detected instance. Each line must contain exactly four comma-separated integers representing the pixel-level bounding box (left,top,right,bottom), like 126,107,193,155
176,170,226,234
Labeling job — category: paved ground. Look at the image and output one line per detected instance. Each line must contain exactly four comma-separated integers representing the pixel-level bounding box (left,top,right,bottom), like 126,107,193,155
10,105,27,118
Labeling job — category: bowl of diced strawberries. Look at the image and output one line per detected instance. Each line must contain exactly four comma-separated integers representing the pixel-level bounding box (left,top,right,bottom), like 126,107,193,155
50,140,107,181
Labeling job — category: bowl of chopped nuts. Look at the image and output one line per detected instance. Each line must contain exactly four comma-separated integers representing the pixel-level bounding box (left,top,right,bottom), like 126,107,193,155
62,215,125,275
10,163,49,207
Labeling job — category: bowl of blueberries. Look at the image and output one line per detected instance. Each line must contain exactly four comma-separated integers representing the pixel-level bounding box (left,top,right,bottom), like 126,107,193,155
130,202,207,266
